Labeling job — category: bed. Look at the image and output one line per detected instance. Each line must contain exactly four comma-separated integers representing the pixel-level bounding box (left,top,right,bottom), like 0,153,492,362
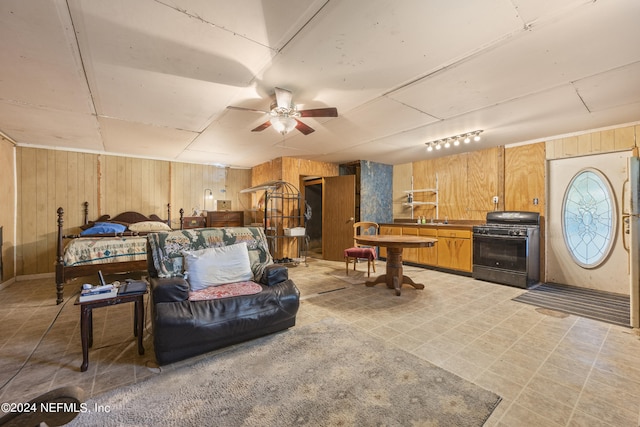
55,202,178,304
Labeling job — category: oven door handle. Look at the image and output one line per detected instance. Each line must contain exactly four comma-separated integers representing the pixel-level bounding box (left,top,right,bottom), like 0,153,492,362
473,234,528,241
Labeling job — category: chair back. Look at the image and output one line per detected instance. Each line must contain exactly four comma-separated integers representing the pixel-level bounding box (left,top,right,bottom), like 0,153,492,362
353,221,379,247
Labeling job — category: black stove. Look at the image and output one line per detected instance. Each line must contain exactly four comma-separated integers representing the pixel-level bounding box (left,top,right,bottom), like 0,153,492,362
472,211,541,288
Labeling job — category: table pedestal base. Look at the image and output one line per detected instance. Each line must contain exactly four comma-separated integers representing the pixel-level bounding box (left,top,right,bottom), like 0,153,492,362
364,247,424,296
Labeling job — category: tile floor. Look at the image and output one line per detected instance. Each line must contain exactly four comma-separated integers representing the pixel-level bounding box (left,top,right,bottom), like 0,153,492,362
1,257,640,426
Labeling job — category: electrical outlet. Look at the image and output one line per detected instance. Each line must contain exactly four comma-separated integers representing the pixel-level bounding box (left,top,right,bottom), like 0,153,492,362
533,198,539,205
492,196,499,204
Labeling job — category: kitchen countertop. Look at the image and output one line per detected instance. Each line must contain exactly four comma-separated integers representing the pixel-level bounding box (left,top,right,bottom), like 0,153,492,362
384,219,482,228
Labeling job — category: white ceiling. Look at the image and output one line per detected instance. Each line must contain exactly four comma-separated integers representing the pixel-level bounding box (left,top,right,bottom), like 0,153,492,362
1,0,639,168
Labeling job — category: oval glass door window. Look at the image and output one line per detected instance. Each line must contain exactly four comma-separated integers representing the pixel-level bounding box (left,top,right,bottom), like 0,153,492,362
562,168,616,268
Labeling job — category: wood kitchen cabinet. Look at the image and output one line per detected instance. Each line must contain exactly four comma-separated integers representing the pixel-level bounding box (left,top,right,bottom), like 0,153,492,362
402,227,419,263
436,227,472,272
418,227,438,266
379,223,473,273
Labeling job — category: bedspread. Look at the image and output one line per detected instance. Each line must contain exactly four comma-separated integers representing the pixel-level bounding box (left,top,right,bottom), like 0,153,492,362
63,236,148,266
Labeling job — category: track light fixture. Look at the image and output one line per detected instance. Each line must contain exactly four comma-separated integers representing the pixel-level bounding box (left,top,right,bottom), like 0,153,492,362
425,130,483,152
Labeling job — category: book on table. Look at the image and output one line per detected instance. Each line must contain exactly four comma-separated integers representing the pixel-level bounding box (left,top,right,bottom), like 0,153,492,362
78,286,118,302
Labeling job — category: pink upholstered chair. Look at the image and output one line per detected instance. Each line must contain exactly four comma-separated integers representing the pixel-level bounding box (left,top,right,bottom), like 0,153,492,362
344,222,379,277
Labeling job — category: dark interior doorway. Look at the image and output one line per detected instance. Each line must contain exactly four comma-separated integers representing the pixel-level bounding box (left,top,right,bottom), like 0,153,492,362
304,180,322,257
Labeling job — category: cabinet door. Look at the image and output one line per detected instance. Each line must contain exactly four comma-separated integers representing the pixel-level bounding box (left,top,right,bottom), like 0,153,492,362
379,226,401,258
402,227,419,263
437,237,472,272
418,228,438,266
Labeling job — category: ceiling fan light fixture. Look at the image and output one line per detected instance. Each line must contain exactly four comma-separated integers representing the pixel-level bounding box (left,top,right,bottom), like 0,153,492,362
270,116,297,135
229,87,337,136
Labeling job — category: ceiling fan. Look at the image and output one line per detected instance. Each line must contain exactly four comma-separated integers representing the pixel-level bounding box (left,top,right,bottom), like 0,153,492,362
227,87,338,135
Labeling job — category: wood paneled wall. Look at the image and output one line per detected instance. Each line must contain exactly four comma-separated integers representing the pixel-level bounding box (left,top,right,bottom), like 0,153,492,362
546,125,637,159
17,149,99,276
15,147,250,276
0,138,16,281
505,142,545,213
251,157,339,190
250,156,339,257
281,157,339,187
171,163,251,222
100,155,169,222
404,147,504,221
251,158,283,187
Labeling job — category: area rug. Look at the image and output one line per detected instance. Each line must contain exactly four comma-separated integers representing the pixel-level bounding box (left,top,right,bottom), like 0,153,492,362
329,269,368,285
513,282,630,327
70,319,501,426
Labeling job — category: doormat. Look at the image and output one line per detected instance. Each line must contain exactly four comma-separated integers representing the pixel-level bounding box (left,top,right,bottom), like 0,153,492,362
513,282,630,327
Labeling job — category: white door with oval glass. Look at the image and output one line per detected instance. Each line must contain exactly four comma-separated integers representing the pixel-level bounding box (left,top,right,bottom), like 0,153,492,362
547,151,632,297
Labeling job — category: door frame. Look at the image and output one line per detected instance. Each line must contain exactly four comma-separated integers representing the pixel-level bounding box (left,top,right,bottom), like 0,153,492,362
628,157,639,327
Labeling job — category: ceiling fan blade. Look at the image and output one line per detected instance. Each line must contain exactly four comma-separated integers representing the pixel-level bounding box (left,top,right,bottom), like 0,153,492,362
251,121,272,132
295,119,315,135
227,105,269,114
274,87,293,109
298,107,338,118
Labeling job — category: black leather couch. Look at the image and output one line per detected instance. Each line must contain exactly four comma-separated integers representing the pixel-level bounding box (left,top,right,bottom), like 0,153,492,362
146,227,300,365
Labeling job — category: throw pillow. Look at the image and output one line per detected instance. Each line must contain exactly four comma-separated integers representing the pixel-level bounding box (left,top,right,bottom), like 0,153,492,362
128,221,172,232
80,222,127,235
183,242,253,291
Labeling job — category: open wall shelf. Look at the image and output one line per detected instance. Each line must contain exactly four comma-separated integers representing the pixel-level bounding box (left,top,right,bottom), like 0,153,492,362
403,174,439,220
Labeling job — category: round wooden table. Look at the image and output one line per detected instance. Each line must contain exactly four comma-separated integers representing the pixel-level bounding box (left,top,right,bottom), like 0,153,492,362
354,234,437,296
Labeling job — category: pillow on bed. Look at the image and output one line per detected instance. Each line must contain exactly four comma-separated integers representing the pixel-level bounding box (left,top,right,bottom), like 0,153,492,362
128,221,171,232
183,243,253,291
80,222,127,235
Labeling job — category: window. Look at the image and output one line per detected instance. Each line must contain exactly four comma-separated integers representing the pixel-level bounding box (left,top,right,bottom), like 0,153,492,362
562,168,616,268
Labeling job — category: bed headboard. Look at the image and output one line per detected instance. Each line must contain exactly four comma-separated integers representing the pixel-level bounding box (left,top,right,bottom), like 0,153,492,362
79,202,172,229
58,203,173,241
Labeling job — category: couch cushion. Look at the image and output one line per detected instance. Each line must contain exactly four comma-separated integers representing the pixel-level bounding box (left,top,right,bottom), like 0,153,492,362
188,281,263,301
147,227,273,282
183,243,253,290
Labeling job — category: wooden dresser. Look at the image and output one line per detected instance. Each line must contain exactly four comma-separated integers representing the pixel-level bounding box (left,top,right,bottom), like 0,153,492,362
206,211,244,227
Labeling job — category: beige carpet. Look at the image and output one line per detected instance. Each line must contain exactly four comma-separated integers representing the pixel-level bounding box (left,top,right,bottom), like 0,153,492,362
70,319,501,426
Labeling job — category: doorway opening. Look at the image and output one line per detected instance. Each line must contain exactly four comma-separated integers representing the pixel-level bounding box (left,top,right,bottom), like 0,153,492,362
304,178,323,258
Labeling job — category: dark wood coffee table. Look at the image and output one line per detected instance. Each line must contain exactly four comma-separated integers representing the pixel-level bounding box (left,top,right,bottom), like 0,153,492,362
354,234,437,296
74,289,147,372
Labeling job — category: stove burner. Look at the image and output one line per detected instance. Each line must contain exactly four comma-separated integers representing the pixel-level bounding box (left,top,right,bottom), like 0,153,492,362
474,211,540,236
